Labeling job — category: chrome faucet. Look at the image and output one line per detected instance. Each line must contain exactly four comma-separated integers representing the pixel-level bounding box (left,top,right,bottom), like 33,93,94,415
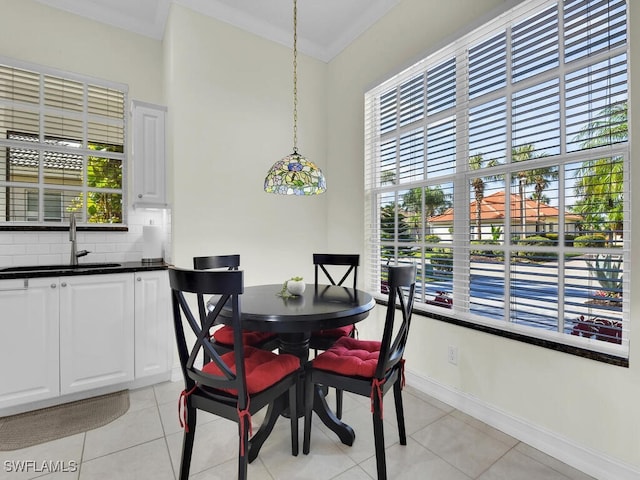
69,213,90,266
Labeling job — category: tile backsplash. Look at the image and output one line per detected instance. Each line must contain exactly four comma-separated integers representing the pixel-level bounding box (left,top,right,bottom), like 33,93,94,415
0,208,171,268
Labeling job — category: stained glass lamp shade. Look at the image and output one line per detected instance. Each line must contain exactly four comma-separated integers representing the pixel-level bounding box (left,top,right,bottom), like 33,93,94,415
264,150,326,195
264,0,326,196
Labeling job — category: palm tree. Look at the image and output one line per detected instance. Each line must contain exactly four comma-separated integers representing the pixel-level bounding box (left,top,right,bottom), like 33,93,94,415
380,170,396,185
573,102,627,240
469,154,501,240
469,154,486,240
511,145,556,238
402,186,449,237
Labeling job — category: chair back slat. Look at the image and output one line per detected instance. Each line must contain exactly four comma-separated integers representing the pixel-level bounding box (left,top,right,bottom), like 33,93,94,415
313,254,359,289
193,254,240,322
193,254,240,270
375,265,416,380
169,267,248,402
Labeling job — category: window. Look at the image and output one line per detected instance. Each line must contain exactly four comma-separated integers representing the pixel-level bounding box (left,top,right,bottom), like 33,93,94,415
0,60,127,225
364,0,629,360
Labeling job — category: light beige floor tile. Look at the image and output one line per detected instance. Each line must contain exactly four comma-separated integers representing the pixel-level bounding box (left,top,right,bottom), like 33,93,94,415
153,379,185,406
157,397,220,437
515,443,596,480
383,388,449,435
127,386,157,412
359,437,472,480
259,417,356,480
83,405,164,460
327,405,400,465
191,457,274,480
25,468,79,480
411,414,513,478
404,385,456,414
157,398,184,436
450,409,519,448
331,465,375,480
79,438,174,480
166,418,239,477
478,448,577,480
0,433,84,480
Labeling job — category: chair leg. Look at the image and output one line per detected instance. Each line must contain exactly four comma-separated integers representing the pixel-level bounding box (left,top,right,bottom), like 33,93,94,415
393,378,407,445
178,407,197,480
372,396,387,480
302,371,315,454
289,382,299,456
247,400,280,463
336,388,343,419
238,414,250,480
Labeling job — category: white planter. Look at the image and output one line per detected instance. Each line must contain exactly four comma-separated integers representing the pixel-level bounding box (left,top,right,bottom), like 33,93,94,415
287,280,306,296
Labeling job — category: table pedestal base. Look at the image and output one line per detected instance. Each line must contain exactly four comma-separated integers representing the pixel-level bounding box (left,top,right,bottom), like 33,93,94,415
311,384,355,446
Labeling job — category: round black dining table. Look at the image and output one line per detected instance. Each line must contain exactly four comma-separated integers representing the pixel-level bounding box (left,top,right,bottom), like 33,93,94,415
223,283,375,360
214,283,376,459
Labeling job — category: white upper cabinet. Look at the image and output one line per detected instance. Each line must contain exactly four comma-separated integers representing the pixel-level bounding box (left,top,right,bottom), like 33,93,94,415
131,100,167,207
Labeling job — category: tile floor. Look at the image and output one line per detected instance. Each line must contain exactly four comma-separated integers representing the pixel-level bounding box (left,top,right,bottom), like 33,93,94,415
0,381,595,480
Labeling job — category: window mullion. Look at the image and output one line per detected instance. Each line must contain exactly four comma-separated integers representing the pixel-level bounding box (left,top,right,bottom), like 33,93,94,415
453,48,469,313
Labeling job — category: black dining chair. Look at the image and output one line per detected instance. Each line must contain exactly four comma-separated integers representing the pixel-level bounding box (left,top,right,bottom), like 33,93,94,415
309,253,359,418
193,255,278,354
169,267,301,480
303,264,416,480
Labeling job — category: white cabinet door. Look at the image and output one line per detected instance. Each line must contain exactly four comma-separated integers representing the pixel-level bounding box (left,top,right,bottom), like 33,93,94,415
0,278,60,409
134,270,171,378
131,100,167,207
59,273,134,394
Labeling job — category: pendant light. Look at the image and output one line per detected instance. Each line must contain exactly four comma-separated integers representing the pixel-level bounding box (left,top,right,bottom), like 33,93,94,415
264,0,326,195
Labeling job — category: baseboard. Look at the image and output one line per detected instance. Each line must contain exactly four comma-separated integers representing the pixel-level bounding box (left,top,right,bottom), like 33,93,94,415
406,370,640,480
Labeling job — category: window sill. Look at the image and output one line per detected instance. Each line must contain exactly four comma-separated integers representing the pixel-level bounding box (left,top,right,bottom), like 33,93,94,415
0,225,128,232
375,298,629,368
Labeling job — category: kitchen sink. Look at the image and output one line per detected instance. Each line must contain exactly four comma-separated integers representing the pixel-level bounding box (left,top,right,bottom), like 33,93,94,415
0,263,121,273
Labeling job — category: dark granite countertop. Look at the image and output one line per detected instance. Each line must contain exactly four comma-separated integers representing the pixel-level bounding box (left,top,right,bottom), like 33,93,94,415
0,261,168,280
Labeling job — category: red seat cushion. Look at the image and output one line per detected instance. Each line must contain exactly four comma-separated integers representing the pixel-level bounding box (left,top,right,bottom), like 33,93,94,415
202,346,300,395
312,324,355,338
212,325,277,346
312,336,381,378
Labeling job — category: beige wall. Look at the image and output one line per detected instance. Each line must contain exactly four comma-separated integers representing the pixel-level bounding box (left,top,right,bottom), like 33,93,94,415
164,3,329,285
327,0,640,474
0,0,163,106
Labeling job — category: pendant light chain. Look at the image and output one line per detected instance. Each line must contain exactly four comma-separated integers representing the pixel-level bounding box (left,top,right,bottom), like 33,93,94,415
263,0,326,195
292,0,298,154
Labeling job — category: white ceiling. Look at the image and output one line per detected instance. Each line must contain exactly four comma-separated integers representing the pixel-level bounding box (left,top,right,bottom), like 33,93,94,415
34,0,401,62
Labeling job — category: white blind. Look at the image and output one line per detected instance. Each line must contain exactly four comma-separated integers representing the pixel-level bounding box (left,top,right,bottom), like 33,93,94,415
364,0,629,358
0,59,127,224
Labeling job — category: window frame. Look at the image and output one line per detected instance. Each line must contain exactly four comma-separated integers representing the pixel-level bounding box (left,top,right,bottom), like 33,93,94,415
0,57,128,228
364,0,630,364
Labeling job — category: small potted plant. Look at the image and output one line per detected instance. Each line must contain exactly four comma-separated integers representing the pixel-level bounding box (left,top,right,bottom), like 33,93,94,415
286,276,305,296
277,276,306,298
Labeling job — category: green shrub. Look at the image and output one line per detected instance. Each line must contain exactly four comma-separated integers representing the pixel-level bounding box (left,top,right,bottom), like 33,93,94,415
517,235,554,246
424,234,441,252
573,234,607,248
470,240,502,258
516,236,556,261
564,233,576,247
430,249,453,272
